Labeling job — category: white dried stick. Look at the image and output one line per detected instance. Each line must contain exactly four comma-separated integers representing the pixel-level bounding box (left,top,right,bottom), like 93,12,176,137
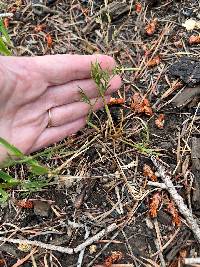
0,223,117,255
184,258,200,264
151,156,200,243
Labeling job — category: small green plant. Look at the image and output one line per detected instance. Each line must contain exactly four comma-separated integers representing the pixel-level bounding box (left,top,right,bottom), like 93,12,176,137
80,61,117,135
79,62,141,136
79,87,100,132
0,19,12,56
0,137,50,203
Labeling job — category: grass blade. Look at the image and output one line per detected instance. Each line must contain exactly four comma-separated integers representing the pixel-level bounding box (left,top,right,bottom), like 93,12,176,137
22,180,49,192
0,37,11,56
79,88,91,105
28,160,49,175
0,187,9,203
0,137,24,157
0,170,20,185
0,137,49,174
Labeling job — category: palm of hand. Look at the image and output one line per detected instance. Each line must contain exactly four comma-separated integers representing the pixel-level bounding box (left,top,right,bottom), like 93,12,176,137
0,54,121,160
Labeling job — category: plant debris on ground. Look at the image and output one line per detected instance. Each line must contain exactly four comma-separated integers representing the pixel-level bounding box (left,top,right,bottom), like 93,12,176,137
1,0,200,266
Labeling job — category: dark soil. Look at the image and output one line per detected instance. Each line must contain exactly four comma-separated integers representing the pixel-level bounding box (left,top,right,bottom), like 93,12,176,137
1,0,200,266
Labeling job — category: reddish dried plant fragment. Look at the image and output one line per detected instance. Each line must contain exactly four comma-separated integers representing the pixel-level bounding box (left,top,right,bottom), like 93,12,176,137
147,55,161,67
135,2,142,13
16,200,34,209
0,259,5,266
145,19,157,36
188,35,200,45
45,33,53,48
108,97,125,105
131,93,153,116
167,201,181,227
143,164,157,181
179,248,187,259
155,114,165,129
3,18,10,29
104,251,123,267
34,24,46,33
174,40,183,48
143,98,153,116
149,192,161,218
169,248,187,267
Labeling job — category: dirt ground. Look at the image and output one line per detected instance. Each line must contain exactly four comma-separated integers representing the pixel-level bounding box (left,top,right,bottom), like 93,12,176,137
1,0,200,266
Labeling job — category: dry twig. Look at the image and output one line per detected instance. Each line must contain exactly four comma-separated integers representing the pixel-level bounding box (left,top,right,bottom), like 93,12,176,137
184,258,200,265
151,156,200,243
77,226,90,267
0,223,118,255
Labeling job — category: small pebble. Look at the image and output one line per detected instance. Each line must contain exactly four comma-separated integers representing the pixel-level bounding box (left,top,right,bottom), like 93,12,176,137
181,8,193,17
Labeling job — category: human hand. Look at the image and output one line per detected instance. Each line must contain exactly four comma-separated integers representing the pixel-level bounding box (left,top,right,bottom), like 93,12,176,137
0,54,121,161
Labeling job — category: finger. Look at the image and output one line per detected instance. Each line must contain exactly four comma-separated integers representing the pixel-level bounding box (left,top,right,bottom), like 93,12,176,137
33,54,116,86
48,95,111,127
42,75,121,109
30,117,86,152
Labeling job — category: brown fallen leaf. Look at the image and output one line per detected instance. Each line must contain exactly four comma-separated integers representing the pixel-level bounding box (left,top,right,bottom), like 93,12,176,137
147,55,160,67
155,114,165,129
45,33,53,48
131,93,153,116
143,164,157,181
103,251,123,267
167,201,181,227
145,19,157,36
108,97,125,105
149,192,161,218
135,2,142,13
0,259,5,266
34,24,46,33
16,200,34,209
3,18,10,29
188,35,200,45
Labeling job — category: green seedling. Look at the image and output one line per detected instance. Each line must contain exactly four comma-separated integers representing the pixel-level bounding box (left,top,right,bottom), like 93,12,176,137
79,87,100,132
134,142,159,156
121,138,158,156
0,19,12,56
0,137,49,174
0,137,50,203
80,61,117,135
80,62,141,135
